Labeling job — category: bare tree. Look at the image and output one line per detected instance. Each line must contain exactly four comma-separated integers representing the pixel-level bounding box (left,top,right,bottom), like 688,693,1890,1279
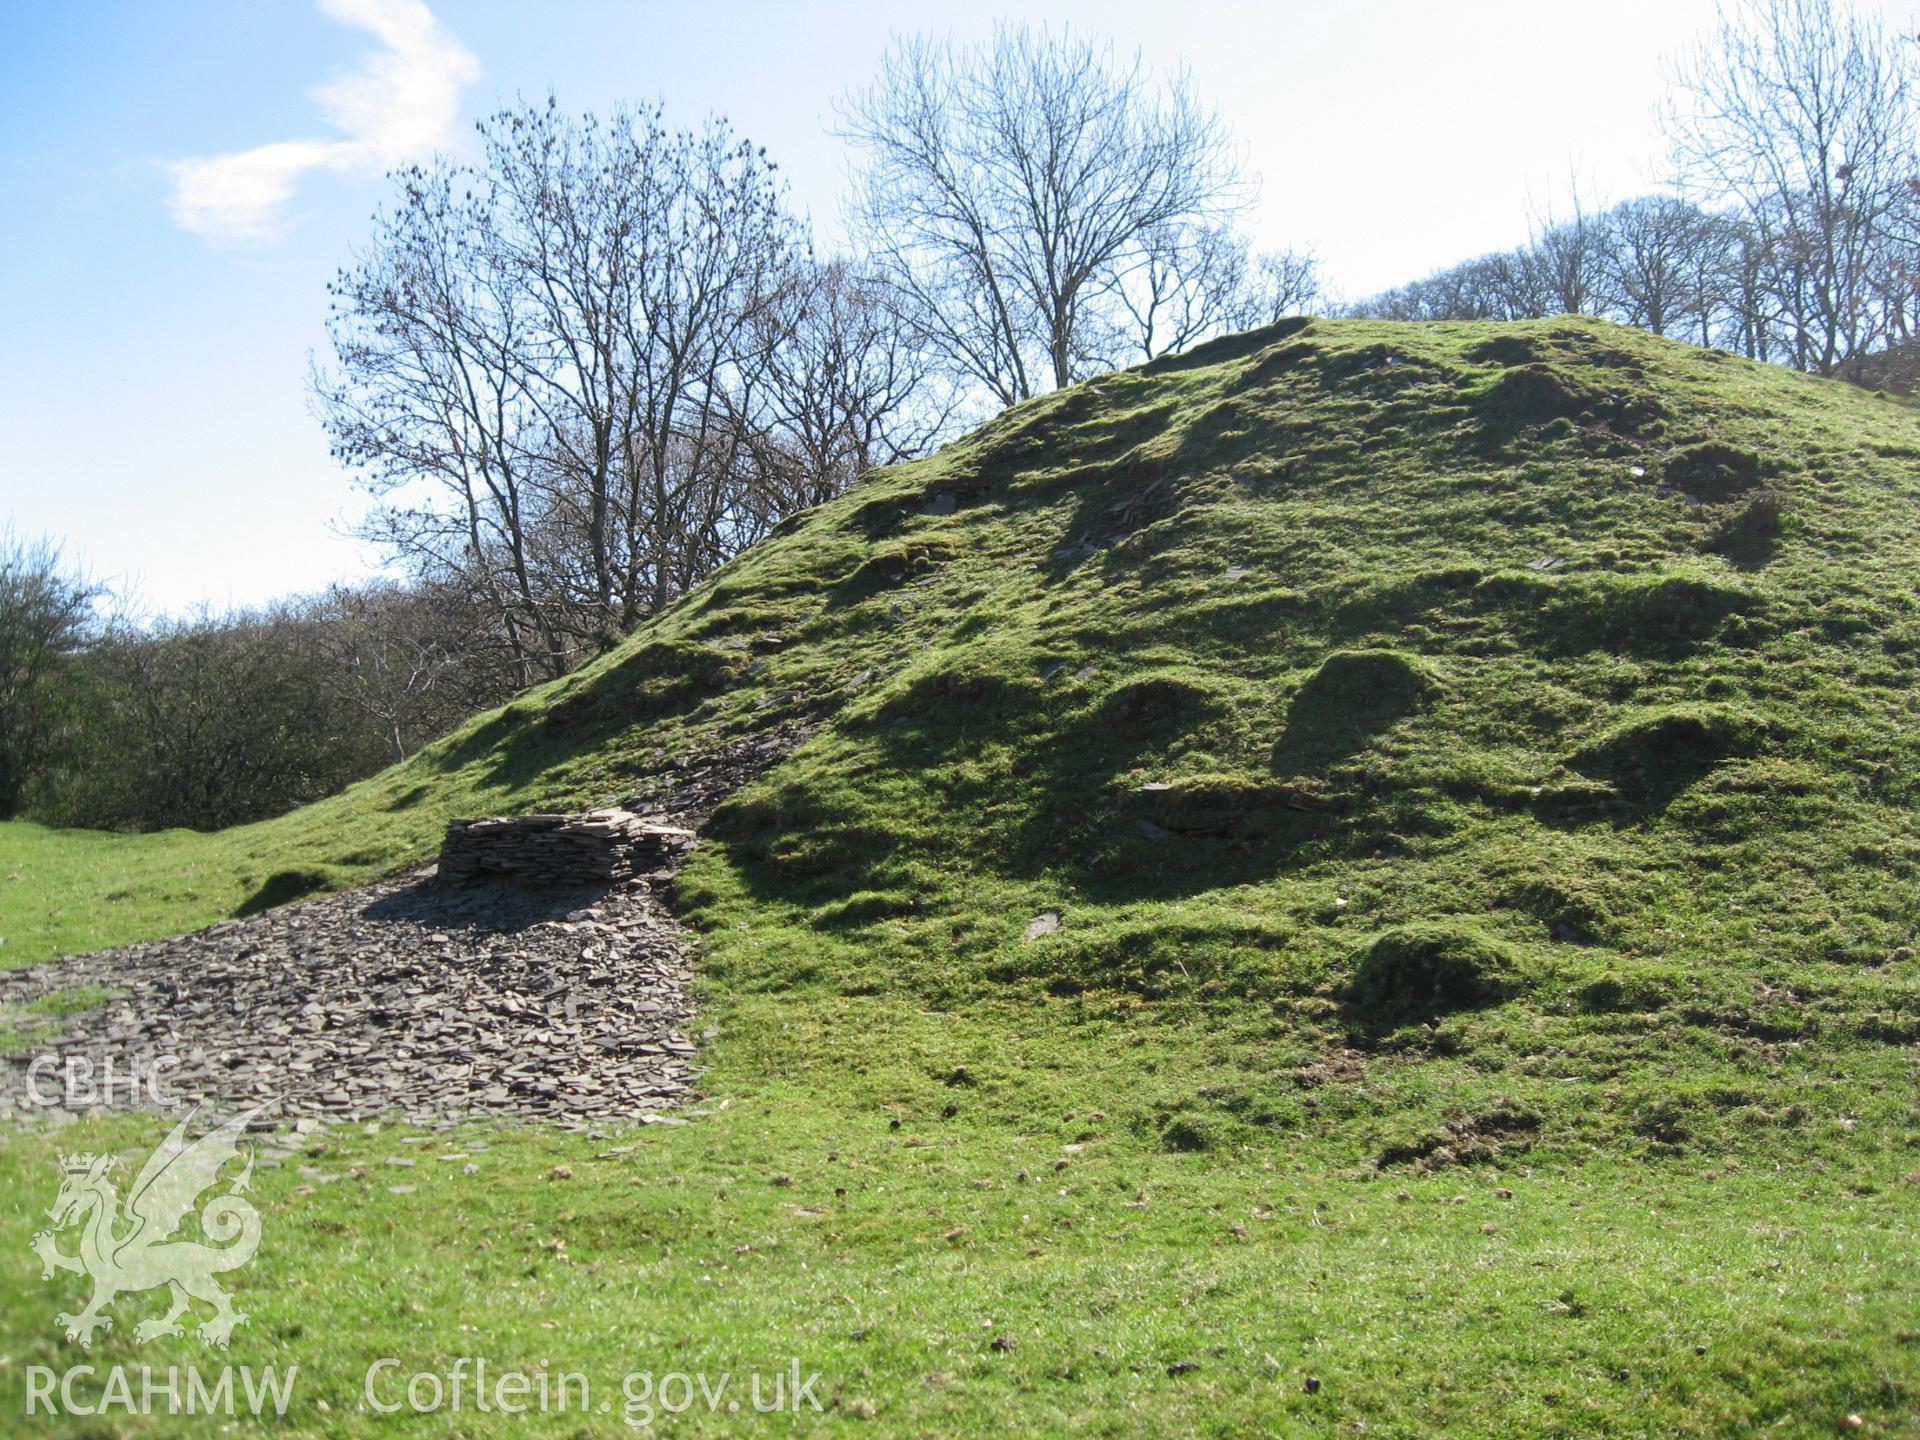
316,161,558,682
1236,250,1324,326
841,25,1245,404
1350,189,1762,347
1118,227,1325,362
1350,248,1548,323
1524,187,1613,317
0,529,98,818
1120,223,1253,362
1667,0,1918,374
1872,173,1920,344
317,99,804,668
742,260,955,514
493,102,800,625
310,580,521,764
1605,195,1725,337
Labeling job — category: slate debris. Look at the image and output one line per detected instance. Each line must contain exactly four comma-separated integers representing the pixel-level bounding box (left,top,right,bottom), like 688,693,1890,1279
0,870,698,1127
1023,911,1062,941
0,722,812,1129
620,720,816,828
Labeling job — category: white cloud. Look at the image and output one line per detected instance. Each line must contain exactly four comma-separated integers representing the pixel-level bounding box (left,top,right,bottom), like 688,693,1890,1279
166,0,479,242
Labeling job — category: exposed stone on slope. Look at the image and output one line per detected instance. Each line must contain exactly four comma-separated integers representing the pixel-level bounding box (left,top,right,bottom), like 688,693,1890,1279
620,719,816,826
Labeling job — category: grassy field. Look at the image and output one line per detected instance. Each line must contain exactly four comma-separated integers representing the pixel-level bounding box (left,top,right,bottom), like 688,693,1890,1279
3,986,1917,1436
4,316,1920,1434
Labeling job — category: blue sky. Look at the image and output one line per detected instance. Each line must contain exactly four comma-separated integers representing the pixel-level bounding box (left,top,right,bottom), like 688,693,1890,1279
2,0,1909,612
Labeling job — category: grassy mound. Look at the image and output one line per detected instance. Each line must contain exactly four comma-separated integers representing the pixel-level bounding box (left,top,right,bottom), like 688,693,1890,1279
7,315,1920,1432
13,310,1920,1079
1277,648,1440,765
1664,439,1763,501
1564,703,1769,802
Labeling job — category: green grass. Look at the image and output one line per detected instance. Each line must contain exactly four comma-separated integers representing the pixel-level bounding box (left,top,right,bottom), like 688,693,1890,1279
2,1004,1917,1436
5,316,1920,1434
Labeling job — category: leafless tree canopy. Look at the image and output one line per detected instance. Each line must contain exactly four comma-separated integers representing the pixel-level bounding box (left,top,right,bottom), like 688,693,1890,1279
305,68,1325,688
1359,1,1920,378
740,260,957,520
315,101,794,678
1604,195,1735,343
1120,228,1322,364
308,578,525,765
840,25,1260,404
1667,0,1916,374
316,100,937,683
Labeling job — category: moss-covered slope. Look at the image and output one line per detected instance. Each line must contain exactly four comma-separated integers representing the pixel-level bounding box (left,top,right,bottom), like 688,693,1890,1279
664,315,1920,1037
18,317,1920,1030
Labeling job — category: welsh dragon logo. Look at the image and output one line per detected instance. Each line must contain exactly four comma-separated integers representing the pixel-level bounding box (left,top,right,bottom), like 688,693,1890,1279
30,1104,268,1347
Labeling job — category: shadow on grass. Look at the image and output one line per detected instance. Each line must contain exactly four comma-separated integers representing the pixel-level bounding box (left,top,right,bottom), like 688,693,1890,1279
236,869,333,917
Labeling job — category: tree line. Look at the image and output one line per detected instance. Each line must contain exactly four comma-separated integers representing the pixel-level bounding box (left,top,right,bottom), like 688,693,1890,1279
14,25,1315,831
1351,0,1919,384
0,538,523,829
5,1,1917,833
315,0,1920,713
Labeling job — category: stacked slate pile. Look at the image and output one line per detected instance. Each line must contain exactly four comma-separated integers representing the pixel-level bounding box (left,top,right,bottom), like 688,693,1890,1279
438,809,694,886
0,726,814,1129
